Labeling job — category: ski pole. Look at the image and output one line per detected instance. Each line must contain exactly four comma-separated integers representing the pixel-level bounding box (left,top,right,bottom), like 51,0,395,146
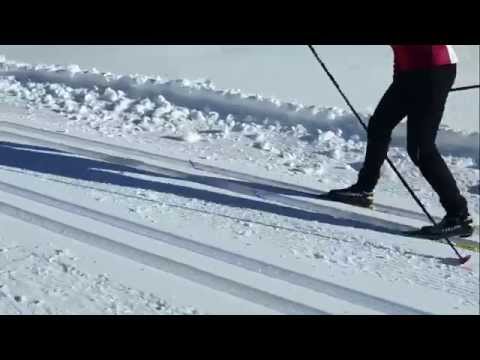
450,84,480,92
307,45,470,264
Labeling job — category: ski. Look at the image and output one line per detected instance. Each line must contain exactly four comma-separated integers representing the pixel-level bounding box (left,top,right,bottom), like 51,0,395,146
398,226,479,252
315,192,374,210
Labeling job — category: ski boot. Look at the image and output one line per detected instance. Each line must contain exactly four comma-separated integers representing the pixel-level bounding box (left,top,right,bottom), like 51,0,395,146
417,212,474,240
317,184,374,209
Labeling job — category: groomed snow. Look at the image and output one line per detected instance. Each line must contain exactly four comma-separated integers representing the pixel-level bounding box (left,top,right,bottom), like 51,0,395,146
0,53,478,315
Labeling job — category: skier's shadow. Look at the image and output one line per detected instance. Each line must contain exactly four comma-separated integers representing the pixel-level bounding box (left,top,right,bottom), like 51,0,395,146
0,140,405,236
468,183,479,195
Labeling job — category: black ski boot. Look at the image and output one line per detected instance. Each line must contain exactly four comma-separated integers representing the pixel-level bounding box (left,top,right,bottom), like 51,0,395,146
418,212,474,240
317,184,374,208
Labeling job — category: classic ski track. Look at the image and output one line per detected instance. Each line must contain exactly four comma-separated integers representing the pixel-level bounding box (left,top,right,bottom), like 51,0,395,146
0,179,433,315
0,128,476,313
0,122,477,250
0,121,440,223
0,199,336,315
4,167,477,304
0,288,29,315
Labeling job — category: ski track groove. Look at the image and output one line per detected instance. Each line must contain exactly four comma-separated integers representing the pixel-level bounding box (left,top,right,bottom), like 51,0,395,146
0,121,445,223
0,289,24,315
0,123,477,251
0,199,329,315
0,121,477,312
0,179,429,315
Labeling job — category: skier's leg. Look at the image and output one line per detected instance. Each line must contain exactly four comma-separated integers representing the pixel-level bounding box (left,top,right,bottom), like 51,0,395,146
406,65,469,217
355,80,408,192
324,80,408,207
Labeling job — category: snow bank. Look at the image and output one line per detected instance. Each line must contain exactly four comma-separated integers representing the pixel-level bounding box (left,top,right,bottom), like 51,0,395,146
1,56,478,162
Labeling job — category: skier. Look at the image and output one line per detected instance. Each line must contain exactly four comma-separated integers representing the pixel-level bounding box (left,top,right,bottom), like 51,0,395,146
323,45,473,239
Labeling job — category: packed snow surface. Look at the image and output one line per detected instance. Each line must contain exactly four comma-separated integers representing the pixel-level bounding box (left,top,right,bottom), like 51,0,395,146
0,54,478,315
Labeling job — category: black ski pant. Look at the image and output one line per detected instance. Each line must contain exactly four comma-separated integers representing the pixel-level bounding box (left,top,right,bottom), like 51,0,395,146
356,64,468,216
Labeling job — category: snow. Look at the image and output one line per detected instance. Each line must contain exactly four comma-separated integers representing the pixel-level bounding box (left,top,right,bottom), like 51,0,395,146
0,58,478,161
0,50,479,315
182,131,203,143
0,45,477,133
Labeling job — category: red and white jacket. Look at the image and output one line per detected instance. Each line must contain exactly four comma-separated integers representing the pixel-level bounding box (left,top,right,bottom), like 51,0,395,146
390,45,458,72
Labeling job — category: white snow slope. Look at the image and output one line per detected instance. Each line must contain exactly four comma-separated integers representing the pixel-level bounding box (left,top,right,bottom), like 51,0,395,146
0,55,478,315
0,45,478,132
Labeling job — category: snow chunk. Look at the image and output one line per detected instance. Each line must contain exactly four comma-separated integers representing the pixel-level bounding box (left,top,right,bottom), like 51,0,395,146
182,131,203,143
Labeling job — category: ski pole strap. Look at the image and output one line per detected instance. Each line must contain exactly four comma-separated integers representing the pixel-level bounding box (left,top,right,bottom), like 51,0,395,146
450,85,480,92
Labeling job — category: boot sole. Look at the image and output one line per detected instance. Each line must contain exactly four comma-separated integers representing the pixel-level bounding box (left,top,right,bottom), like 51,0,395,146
416,228,474,241
316,193,373,209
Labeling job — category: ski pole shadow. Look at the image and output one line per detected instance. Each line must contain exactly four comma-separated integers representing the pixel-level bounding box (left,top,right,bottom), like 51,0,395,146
160,136,186,142
197,130,224,135
0,140,412,237
402,250,468,266
468,183,479,195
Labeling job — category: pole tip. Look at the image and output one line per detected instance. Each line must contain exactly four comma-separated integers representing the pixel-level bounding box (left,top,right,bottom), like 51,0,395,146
459,255,472,265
